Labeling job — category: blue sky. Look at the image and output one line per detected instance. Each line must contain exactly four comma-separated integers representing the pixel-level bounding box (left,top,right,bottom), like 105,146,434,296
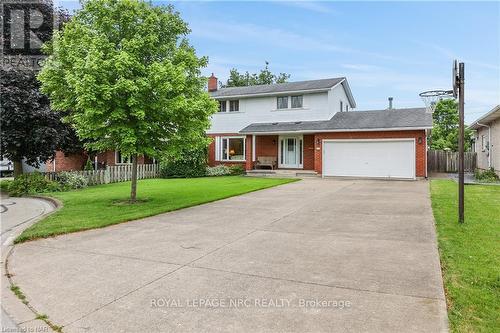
60,1,499,123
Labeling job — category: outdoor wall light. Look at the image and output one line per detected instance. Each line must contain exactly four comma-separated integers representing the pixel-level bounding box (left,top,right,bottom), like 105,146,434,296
418,137,423,144
316,138,321,145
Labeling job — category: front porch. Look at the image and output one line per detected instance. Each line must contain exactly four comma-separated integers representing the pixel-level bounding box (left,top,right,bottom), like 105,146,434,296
251,134,316,171
209,133,317,172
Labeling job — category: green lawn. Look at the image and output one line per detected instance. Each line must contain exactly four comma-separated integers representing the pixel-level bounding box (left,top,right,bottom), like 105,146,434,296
16,176,297,243
431,180,500,332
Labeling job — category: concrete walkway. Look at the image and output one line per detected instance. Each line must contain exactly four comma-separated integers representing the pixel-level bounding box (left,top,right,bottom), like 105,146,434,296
7,179,448,332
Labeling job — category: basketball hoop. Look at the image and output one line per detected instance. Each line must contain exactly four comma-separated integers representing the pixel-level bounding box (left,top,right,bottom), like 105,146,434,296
419,89,454,113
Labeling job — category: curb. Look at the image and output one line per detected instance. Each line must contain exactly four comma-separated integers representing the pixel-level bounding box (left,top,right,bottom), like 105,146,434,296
2,195,62,332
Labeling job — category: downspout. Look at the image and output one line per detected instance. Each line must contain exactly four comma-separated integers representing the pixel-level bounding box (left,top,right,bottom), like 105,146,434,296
476,122,491,168
425,129,429,179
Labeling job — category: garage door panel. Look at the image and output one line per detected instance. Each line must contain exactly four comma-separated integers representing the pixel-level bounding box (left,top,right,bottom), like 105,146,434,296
323,140,415,179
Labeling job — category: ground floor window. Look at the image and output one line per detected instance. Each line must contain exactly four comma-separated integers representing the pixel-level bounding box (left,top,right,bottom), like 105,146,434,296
216,137,246,161
115,151,131,164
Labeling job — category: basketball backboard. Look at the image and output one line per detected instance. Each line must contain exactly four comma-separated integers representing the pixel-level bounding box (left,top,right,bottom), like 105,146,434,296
452,60,459,98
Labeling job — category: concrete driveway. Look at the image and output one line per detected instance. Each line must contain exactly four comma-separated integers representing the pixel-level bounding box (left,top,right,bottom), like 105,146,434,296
7,179,448,332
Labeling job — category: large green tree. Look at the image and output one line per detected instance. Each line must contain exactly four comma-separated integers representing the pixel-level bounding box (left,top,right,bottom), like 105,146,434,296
223,61,290,87
430,99,472,151
0,69,83,176
38,0,217,201
0,1,76,176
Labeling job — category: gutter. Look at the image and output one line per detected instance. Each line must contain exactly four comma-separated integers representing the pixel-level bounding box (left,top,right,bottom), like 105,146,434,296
211,87,332,100
475,122,491,168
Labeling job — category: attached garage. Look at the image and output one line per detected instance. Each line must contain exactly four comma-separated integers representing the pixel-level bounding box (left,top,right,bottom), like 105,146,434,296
322,139,416,179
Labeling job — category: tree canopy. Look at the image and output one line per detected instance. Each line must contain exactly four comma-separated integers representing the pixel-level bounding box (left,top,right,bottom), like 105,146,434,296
0,1,75,176
0,68,83,176
38,0,217,200
222,61,290,87
430,99,472,151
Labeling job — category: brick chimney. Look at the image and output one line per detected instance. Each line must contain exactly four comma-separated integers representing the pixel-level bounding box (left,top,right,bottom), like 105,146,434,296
208,73,218,92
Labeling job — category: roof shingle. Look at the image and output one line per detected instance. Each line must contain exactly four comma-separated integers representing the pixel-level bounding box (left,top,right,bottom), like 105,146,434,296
239,108,432,133
210,78,344,98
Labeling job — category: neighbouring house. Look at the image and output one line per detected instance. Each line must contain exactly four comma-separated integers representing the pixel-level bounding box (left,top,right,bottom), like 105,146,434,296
45,150,154,172
469,105,500,176
207,74,432,179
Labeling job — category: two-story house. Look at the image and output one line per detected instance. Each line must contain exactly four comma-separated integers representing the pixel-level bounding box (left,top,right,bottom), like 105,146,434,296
207,74,432,179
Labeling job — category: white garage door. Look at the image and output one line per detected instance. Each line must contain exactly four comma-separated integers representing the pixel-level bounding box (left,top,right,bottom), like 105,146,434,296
323,139,416,179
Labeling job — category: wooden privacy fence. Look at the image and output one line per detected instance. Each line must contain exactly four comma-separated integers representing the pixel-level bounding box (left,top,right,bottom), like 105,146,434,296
44,164,160,185
427,150,476,173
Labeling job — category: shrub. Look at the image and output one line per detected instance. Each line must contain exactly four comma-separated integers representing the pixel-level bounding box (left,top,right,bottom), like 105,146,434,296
229,164,245,175
7,172,61,196
160,146,208,178
84,159,94,171
474,168,499,183
57,172,88,190
0,180,13,193
206,165,231,177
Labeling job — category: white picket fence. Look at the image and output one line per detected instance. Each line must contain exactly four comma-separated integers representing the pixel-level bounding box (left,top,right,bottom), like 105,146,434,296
44,164,160,186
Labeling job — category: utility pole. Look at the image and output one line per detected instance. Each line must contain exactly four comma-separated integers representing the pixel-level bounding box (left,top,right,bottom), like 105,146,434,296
458,62,465,224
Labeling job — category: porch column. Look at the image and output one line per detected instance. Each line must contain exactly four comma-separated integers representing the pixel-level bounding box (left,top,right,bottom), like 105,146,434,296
252,135,256,162
245,135,253,170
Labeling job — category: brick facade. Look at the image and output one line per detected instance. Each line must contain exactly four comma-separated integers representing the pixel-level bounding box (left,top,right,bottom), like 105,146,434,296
209,130,427,177
45,151,88,172
47,150,153,172
303,134,315,170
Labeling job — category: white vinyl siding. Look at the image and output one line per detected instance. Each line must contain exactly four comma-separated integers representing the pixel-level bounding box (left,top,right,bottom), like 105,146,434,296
208,84,353,134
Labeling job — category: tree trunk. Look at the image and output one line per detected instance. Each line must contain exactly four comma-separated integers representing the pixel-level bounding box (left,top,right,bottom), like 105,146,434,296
130,154,138,202
13,160,23,177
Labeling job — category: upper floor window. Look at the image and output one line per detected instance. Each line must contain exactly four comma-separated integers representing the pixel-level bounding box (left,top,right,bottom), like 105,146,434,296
291,95,303,108
340,101,343,112
277,96,288,109
345,104,349,112
229,100,239,112
219,100,227,112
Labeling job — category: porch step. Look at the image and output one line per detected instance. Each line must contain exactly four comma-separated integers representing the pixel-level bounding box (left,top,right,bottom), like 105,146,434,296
246,169,318,178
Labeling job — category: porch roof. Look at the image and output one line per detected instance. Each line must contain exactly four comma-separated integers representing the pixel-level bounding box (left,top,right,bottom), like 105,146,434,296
239,107,432,134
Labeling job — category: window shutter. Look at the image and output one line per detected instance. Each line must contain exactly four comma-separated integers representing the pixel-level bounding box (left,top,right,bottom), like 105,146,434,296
215,137,220,161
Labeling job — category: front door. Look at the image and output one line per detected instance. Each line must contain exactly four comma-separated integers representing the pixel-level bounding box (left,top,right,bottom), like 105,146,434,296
279,136,303,169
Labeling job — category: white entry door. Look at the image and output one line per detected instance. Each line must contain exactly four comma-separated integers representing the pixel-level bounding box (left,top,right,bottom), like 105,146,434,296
322,139,415,179
279,136,303,168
